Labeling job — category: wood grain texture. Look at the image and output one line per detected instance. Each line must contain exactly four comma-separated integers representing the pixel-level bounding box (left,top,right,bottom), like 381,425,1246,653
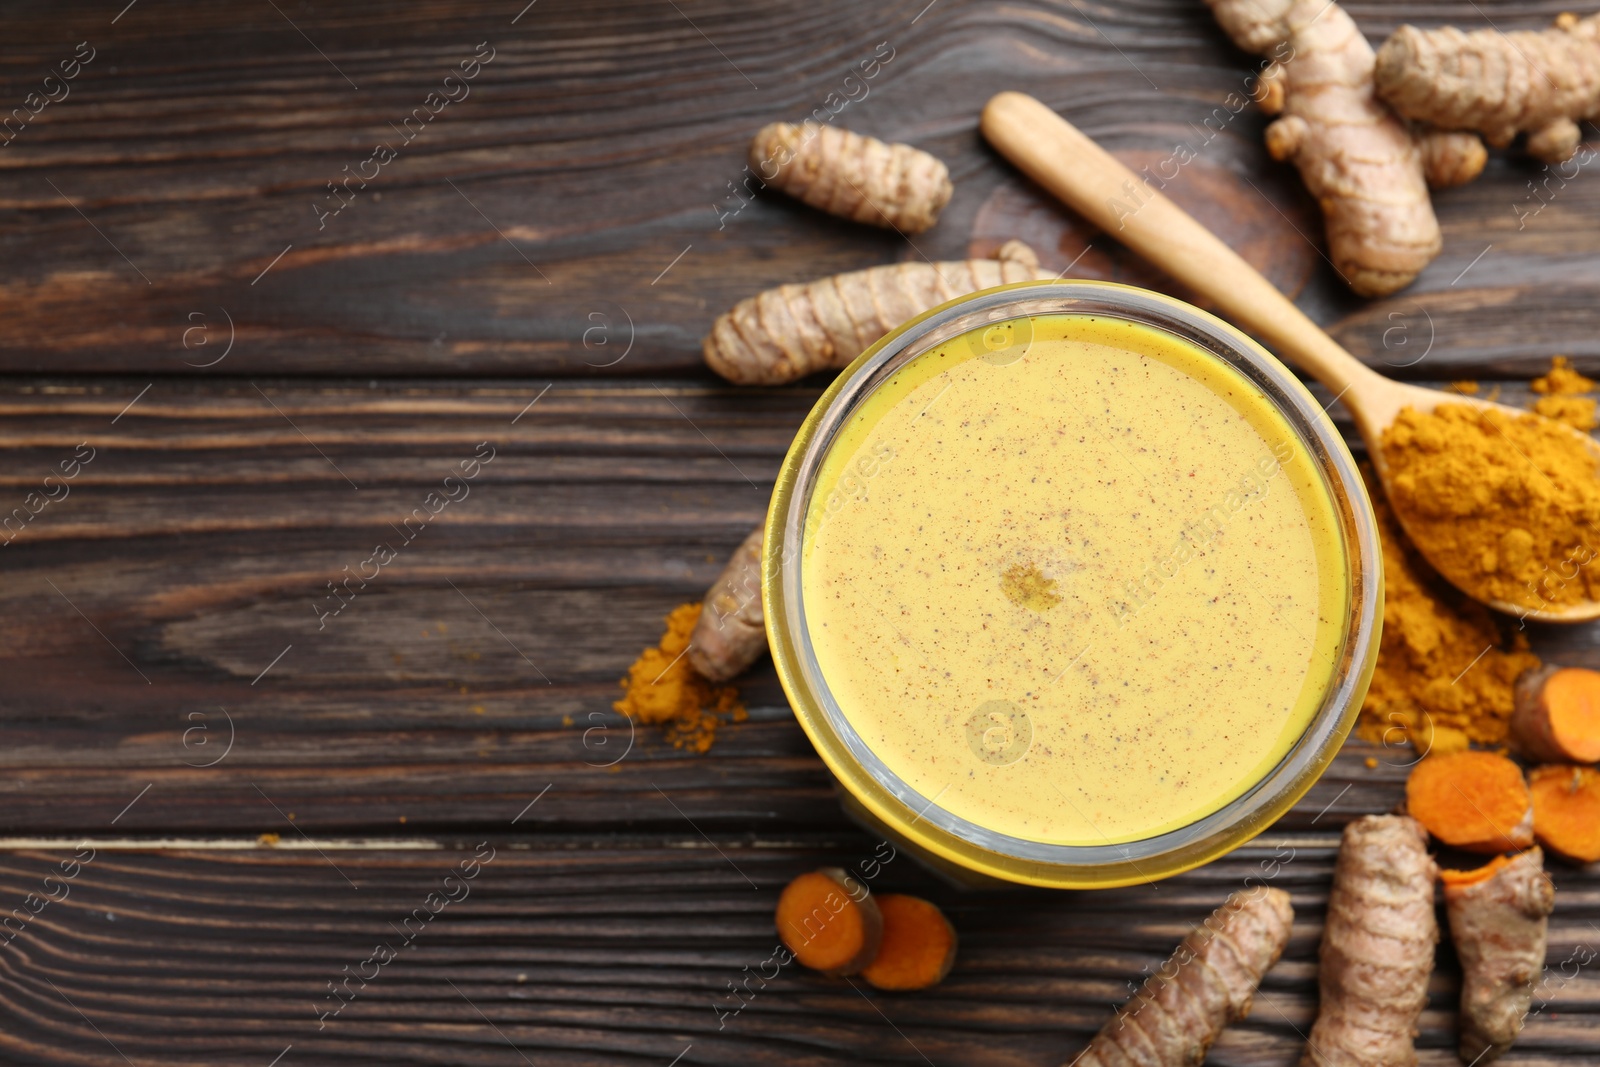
5,0,1600,1063
0,840,1593,1067
0,0,1595,376
1,377,1592,840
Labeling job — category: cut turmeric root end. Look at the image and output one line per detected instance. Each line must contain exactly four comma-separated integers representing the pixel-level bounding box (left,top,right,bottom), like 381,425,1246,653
775,873,958,988
1405,750,1534,853
1513,665,1600,764
775,868,882,976
1529,764,1600,864
861,894,958,991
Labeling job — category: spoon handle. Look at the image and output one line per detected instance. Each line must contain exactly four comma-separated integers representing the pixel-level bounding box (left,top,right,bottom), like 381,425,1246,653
980,91,1380,398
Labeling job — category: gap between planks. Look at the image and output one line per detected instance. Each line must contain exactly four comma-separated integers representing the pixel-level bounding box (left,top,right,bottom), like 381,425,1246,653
0,833,1345,852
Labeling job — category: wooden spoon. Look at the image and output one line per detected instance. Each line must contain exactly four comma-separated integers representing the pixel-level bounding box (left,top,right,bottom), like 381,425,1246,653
981,90,1600,623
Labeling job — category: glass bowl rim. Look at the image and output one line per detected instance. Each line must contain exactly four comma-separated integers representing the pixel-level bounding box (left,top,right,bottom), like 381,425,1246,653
763,279,1383,888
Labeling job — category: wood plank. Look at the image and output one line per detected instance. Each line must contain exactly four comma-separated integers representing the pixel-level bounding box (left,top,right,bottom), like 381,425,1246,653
3,0,1598,377
0,839,1593,1066
0,377,1590,839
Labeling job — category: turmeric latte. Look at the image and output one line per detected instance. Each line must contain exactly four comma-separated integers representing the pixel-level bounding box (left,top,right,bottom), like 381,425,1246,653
801,315,1348,845
1381,404,1600,610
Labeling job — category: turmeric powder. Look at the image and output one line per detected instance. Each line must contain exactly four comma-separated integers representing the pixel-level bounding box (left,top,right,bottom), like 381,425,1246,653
614,603,747,752
1381,403,1600,610
1532,355,1598,432
1356,471,1540,752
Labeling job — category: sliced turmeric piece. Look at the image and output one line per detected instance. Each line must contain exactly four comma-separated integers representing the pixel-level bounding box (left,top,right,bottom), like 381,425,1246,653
1405,750,1534,853
1073,887,1292,1066
1512,665,1600,764
1441,848,1555,1066
775,868,882,976
750,122,953,234
860,894,957,991
1529,764,1600,864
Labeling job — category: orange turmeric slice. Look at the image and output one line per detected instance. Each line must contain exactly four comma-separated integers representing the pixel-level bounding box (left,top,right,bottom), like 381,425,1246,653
1529,764,1600,864
1405,750,1533,853
775,868,882,976
1438,852,1516,888
860,894,957,991
1513,665,1600,764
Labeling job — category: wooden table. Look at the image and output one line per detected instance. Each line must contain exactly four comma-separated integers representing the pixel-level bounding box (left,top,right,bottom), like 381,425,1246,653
2,1,1596,1063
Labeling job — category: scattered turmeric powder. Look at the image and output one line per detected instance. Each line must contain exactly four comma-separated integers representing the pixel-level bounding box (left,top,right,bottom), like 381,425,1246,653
701,240,1052,385
688,526,766,683
750,122,953,234
1528,764,1600,863
1205,0,1484,297
1405,750,1535,853
1072,887,1293,1067
1530,395,1597,434
614,603,746,753
860,894,958,991
775,868,883,976
1512,664,1600,763
1376,13,1600,163
1303,815,1438,1067
1533,355,1597,396
1532,356,1598,432
1381,403,1600,610
1356,472,1540,752
1441,848,1555,1066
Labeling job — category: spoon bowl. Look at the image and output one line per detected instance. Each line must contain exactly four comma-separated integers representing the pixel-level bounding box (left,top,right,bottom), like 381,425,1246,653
981,91,1600,624
1359,379,1600,622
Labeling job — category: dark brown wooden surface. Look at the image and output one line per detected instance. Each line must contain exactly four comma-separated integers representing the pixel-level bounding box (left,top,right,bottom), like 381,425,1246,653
2,1,1599,1063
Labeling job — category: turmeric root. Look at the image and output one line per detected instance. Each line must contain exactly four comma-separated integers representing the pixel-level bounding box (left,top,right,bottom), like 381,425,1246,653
1528,763,1600,863
614,603,746,752
1303,815,1438,1067
1441,849,1555,1065
1071,887,1293,1067
1205,0,1484,297
1406,750,1535,853
860,894,957,991
687,525,765,683
775,868,883,976
702,240,1052,385
750,122,953,234
1376,14,1600,164
1512,664,1600,763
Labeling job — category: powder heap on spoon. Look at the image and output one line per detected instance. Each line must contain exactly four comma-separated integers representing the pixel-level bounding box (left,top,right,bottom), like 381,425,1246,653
1381,404,1600,614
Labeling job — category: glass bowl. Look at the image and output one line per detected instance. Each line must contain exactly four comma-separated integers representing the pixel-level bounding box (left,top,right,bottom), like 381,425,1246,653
763,280,1382,889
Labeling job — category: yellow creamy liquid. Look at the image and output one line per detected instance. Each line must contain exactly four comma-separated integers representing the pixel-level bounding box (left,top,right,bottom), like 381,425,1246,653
802,314,1347,845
